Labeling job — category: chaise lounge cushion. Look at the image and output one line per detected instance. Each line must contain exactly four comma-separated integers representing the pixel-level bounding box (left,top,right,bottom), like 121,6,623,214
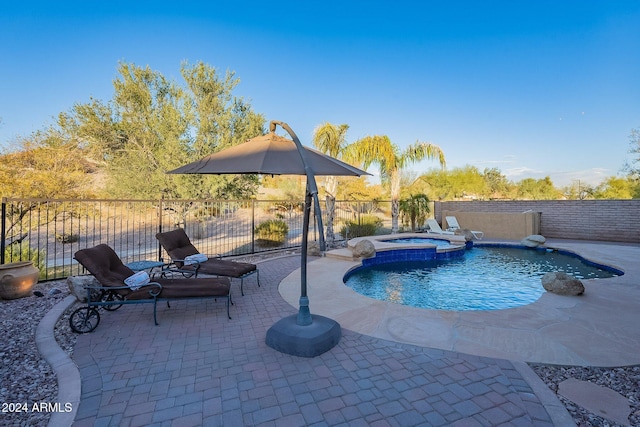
156,228,256,278
74,244,230,299
125,278,230,300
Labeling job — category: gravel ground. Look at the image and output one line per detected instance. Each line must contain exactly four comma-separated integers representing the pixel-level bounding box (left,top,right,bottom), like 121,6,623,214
529,364,639,426
0,280,75,427
1,250,638,426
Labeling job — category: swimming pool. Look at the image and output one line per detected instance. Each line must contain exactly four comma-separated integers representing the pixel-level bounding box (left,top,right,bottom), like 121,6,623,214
344,245,621,311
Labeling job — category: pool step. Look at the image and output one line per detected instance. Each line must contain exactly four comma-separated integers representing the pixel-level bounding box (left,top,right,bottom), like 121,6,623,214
325,248,357,261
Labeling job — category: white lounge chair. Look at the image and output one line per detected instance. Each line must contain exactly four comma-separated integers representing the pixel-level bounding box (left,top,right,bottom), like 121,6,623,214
445,216,484,240
425,218,455,235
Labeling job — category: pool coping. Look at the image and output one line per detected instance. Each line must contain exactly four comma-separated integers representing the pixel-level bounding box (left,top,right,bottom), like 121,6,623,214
349,232,467,253
279,238,640,366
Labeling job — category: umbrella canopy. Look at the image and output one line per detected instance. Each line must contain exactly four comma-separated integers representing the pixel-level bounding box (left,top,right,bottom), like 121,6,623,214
168,120,365,356
167,132,368,177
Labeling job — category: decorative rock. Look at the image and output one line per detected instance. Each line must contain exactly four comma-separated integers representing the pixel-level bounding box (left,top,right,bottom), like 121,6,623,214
454,228,474,241
67,275,100,302
352,239,376,258
48,288,61,296
542,272,585,296
522,234,546,247
307,241,321,256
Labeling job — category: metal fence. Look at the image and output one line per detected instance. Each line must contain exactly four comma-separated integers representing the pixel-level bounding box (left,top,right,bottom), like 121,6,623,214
1,197,394,281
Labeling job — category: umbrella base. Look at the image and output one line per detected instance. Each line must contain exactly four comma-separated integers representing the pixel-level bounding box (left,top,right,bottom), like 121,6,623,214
266,314,341,358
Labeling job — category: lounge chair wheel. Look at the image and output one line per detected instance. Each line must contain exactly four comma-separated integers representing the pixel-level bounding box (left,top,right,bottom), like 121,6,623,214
69,307,101,333
101,290,124,311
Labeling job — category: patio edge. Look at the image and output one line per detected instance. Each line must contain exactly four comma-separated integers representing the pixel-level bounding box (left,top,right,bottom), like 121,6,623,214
36,295,80,427
512,361,577,427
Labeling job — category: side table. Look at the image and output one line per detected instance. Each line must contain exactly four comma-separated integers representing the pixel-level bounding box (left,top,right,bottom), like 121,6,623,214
125,260,166,278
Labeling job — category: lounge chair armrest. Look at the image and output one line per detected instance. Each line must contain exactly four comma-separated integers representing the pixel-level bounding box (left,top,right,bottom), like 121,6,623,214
144,281,163,297
169,258,202,269
83,282,163,297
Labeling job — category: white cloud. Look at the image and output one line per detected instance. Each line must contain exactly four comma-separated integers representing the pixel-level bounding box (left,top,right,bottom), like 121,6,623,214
547,168,610,187
472,155,517,167
503,166,545,180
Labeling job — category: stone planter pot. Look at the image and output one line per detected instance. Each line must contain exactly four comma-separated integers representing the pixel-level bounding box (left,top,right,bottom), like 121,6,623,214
0,261,39,300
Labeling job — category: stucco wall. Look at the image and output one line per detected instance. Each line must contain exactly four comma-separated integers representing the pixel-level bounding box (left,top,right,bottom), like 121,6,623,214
442,210,541,240
435,200,640,243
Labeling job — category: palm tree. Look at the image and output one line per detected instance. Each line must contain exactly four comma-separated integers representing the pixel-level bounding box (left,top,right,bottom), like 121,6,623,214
312,122,350,247
344,135,446,234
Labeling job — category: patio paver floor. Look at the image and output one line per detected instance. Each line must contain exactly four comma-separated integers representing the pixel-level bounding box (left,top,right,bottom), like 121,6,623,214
70,254,570,426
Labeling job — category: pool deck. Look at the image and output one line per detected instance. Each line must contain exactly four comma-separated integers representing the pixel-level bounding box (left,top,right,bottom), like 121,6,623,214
280,237,640,367
38,238,638,425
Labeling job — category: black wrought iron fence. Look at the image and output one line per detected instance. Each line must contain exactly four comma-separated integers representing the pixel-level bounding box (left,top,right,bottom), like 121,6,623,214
1,197,394,281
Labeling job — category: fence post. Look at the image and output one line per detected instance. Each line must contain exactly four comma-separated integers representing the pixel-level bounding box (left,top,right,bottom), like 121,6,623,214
251,199,255,254
157,198,163,262
1,198,6,264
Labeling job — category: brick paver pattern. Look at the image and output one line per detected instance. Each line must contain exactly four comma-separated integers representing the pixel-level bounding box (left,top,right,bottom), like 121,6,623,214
72,256,554,426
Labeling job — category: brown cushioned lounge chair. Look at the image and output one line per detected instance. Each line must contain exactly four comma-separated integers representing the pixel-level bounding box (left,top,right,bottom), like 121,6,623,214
156,228,259,296
71,244,232,332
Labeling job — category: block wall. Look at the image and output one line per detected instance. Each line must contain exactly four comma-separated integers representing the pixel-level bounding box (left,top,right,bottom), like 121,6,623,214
434,200,640,243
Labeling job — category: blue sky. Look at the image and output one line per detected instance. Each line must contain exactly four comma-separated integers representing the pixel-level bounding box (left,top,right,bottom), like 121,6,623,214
1,1,639,187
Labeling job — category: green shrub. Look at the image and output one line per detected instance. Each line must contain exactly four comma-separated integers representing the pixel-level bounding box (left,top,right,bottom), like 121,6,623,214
3,242,47,279
194,205,221,218
255,219,289,247
339,214,382,238
399,193,431,231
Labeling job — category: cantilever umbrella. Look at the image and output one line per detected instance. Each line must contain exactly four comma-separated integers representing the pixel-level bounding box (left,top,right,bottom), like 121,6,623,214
169,131,365,177
168,120,369,357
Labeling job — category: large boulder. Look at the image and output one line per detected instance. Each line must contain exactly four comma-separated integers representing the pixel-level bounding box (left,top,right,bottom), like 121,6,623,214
352,239,376,258
67,275,100,302
522,234,546,248
541,272,585,296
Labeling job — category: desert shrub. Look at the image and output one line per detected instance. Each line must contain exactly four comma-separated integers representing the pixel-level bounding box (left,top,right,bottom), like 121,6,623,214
339,214,382,238
3,242,47,279
55,232,79,244
255,219,289,247
194,204,221,219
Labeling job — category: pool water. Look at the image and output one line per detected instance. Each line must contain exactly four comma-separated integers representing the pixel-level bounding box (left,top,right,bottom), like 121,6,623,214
383,237,453,247
344,246,620,311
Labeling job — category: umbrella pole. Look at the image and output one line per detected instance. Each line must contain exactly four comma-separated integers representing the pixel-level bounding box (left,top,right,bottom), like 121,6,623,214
297,187,312,326
265,121,341,357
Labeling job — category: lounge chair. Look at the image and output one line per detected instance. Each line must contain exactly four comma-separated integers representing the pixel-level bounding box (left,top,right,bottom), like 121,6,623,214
445,216,484,240
156,228,259,296
425,218,456,235
70,244,232,333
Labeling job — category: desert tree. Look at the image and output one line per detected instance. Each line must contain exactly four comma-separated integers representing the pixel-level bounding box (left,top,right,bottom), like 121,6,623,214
0,127,96,263
61,61,264,201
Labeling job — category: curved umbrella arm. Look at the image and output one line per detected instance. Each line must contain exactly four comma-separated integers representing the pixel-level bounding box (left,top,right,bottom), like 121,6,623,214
270,120,326,252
